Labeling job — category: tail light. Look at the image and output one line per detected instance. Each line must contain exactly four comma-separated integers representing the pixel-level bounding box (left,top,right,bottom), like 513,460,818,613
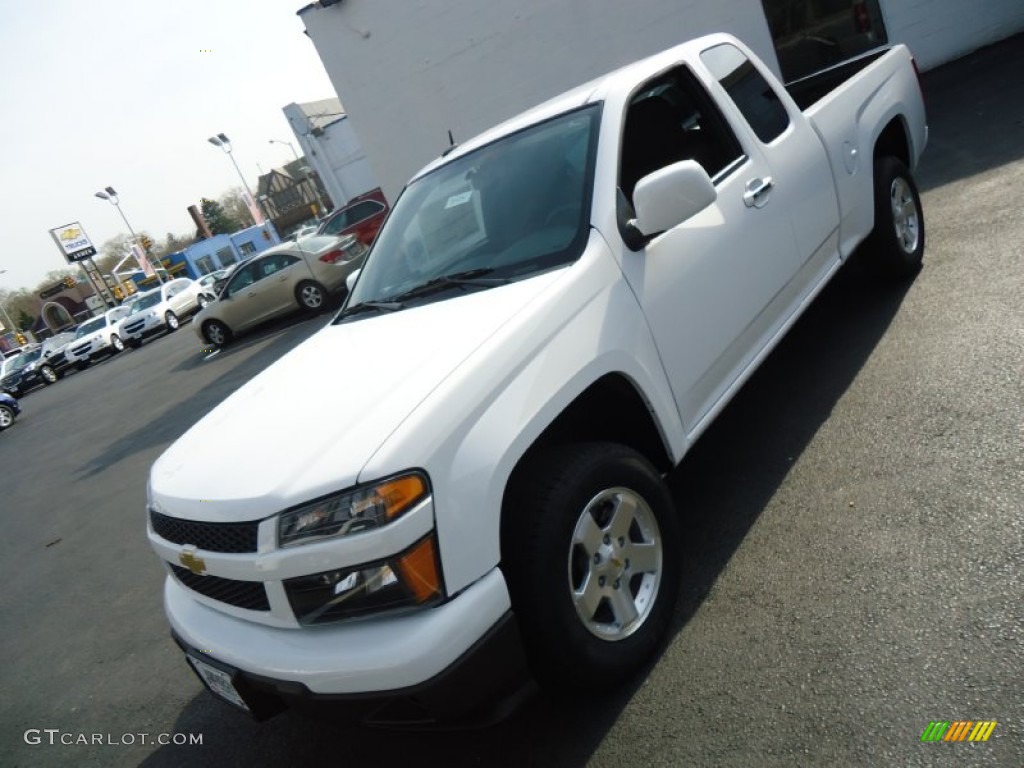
319,249,345,264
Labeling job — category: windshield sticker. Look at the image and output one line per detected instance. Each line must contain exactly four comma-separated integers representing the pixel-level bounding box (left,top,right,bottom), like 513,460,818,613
444,191,473,209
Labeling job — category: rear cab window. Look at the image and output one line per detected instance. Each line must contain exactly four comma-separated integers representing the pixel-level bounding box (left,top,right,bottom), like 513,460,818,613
700,43,791,144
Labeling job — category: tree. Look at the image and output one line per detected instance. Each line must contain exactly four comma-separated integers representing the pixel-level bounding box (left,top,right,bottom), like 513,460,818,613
16,309,34,332
98,233,135,269
160,232,193,256
220,187,255,228
201,197,242,235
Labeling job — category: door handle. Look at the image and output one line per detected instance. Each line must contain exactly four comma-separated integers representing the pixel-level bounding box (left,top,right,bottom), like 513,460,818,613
743,176,775,208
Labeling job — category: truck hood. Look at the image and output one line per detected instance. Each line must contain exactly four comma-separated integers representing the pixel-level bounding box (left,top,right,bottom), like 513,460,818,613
150,273,563,523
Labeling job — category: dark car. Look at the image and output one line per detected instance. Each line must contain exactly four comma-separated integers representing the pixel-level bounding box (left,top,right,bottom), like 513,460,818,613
0,346,67,397
0,392,20,431
315,188,389,247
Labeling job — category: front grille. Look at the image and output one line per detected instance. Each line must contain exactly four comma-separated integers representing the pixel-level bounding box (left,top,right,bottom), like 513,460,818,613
150,510,259,553
71,343,91,356
170,564,270,611
125,320,145,333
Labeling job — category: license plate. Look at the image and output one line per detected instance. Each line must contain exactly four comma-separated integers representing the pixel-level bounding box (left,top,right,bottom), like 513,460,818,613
187,655,250,712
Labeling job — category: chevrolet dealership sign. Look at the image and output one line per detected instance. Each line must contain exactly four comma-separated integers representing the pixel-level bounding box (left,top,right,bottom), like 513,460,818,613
49,221,97,263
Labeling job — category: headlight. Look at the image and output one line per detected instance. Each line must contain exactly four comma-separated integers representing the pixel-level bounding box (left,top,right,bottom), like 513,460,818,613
278,471,429,548
284,534,443,625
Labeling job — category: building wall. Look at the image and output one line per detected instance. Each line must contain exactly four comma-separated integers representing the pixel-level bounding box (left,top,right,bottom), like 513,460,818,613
283,105,381,208
299,0,775,202
299,0,1024,201
881,0,1024,70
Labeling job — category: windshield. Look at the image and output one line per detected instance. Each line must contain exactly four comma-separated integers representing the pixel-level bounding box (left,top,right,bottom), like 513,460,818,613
343,104,600,311
6,352,32,372
76,318,105,337
130,293,163,313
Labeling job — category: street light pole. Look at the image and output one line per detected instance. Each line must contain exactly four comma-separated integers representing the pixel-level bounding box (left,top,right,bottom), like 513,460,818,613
208,133,261,226
95,187,165,285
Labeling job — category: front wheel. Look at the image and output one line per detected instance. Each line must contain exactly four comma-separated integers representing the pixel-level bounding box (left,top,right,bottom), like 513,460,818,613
0,404,13,430
502,443,681,691
165,311,180,332
296,281,326,312
110,334,125,353
202,320,231,347
40,365,58,384
864,156,925,279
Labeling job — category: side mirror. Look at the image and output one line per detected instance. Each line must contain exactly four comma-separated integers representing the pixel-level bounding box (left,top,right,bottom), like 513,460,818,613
345,269,361,293
632,160,717,237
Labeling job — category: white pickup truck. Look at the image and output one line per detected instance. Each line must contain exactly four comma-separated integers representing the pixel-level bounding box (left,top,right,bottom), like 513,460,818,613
148,34,926,724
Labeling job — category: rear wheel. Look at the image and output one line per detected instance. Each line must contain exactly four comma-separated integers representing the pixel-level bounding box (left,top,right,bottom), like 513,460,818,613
502,442,680,691
203,320,231,347
40,365,57,384
864,156,925,279
0,404,13,430
296,281,326,312
165,311,180,332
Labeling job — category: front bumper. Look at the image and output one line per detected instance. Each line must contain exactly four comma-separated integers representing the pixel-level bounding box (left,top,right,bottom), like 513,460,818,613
121,315,164,342
165,567,531,724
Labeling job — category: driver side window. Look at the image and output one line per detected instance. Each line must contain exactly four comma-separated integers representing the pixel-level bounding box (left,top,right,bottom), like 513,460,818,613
619,65,744,202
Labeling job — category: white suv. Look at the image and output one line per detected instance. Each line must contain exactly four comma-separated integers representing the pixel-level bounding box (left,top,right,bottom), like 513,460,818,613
118,278,214,347
64,306,132,368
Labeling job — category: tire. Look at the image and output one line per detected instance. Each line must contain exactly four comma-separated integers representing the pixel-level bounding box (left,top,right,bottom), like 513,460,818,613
202,320,231,347
165,311,180,332
863,156,925,279
0,404,13,430
296,281,326,312
110,335,125,353
40,365,58,384
502,442,681,691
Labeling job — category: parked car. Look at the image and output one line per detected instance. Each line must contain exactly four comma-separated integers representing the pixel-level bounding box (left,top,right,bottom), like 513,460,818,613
64,306,132,368
0,391,20,431
118,278,214,348
283,224,320,243
198,266,240,298
315,188,389,247
193,234,368,347
0,345,64,396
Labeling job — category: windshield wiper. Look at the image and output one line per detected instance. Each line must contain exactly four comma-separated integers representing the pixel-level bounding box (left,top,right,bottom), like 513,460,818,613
387,269,510,302
337,300,404,319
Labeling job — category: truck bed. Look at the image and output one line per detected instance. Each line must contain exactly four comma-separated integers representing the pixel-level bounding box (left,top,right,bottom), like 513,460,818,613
785,48,889,111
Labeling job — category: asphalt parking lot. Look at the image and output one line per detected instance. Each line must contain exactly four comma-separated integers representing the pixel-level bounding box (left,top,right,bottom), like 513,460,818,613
2,35,1022,768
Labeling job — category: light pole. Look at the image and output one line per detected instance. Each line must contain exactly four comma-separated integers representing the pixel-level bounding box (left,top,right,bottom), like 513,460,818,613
208,133,261,225
95,187,165,285
270,138,327,219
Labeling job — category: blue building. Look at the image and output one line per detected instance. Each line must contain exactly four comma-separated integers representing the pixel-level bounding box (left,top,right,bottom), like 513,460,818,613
130,223,281,289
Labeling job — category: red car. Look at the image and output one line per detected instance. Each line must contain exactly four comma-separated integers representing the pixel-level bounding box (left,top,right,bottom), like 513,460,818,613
316,188,389,247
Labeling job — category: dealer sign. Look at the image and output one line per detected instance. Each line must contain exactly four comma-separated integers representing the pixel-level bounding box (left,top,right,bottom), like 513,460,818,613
49,222,97,263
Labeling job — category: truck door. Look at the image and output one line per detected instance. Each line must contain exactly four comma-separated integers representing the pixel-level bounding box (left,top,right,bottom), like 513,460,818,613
699,41,839,290
615,63,802,434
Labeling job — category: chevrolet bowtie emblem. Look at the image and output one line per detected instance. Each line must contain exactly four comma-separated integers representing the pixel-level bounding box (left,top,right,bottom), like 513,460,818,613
179,550,206,575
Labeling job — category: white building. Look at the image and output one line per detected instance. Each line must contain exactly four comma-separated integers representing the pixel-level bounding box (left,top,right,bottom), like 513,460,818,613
283,97,381,211
298,0,1024,201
